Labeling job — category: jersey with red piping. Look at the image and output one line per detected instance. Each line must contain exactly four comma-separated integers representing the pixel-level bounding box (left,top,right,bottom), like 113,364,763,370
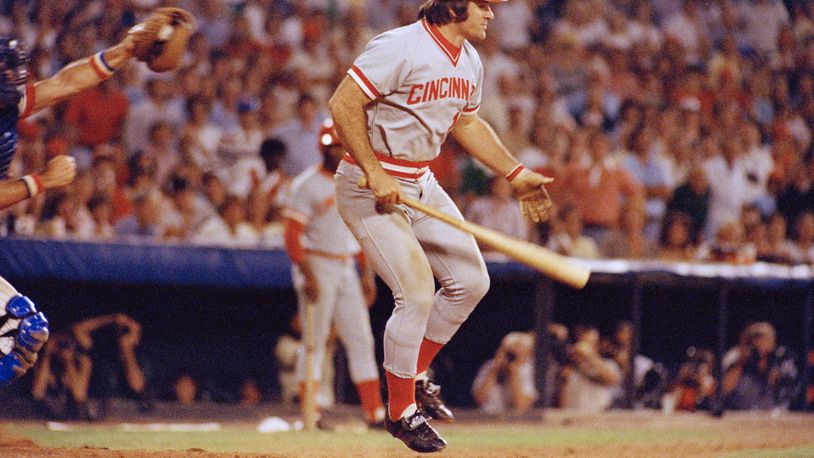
347,19,483,163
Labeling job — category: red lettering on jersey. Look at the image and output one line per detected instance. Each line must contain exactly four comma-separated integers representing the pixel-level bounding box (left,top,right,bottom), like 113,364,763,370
450,78,460,99
439,77,449,98
407,84,423,105
425,80,439,103
410,77,473,104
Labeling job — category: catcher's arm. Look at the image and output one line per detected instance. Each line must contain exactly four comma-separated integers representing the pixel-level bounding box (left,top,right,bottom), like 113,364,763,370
450,114,554,222
0,155,76,210
30,38,134,113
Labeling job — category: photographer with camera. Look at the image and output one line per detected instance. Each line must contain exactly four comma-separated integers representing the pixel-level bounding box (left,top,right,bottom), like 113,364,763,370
30,331,92,419
30,313,150,419
560,325,623,413
722,322,798,411
472,331,538,414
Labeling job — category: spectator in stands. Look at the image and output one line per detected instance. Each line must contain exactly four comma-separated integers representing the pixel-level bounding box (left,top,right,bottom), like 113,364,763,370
87,195,114,240
776,161,814,228
666,165,710,243
620,127,672,239
547,205,599,259
257,137,290,213
272,93,324,177
758,213,799,264
723,322,798,411
658,211,697,261
64,77,129,150
472,331,538,414
791,211,814,264
601,198,658,259
218,101,266,198
142,121,180,188
703,135,753,240
115,190,163,239
557,131,643,245
123,78,185,156
698,220,755,264
191,195,257,247
464,175,531,255
180,96,223,174
560,325,623,413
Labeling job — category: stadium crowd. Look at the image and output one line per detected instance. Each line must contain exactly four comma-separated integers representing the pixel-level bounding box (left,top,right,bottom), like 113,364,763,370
0,0,812,266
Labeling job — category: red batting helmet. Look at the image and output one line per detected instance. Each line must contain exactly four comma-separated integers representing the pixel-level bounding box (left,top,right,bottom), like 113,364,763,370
319,118,341,153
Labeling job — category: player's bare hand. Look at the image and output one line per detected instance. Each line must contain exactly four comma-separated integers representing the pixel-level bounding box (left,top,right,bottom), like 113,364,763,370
510,168,554,223
41,155,77,190
358,170,403,204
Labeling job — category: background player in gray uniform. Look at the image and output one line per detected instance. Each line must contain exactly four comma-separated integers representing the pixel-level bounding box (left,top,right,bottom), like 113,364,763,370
0,33,138,389
283,119,385,428
329,0,553,452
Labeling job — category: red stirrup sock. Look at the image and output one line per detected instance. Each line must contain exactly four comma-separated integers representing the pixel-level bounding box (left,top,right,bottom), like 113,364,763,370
416,337,444,377
385,371,416,420
355,379,385,423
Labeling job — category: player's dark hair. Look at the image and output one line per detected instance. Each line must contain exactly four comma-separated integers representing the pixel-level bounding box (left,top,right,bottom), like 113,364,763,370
418,0,470,25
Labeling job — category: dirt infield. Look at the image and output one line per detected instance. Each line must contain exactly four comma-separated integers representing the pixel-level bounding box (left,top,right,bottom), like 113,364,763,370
3,410,814,457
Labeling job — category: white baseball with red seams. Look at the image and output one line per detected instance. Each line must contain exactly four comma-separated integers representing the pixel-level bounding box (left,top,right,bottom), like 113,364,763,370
335,17,491,379
284,165,380,387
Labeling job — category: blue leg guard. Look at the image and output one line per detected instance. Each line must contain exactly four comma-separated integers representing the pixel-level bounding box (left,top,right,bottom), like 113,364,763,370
0,351,29,389
17,312,49,354
6,294,38,318
0,295,48,389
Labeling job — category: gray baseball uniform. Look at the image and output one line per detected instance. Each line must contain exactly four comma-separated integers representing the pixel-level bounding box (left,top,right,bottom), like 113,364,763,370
335,19,490,379
284,165,379,385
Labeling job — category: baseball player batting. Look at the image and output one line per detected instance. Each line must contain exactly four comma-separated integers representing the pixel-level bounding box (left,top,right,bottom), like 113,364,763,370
0,10,192,389
329,0,553,452
283,119,386,429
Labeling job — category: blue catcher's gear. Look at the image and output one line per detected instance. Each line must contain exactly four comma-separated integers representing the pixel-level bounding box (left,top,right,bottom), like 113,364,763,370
0,37,29,179
0,38,28,110
0,293,49,389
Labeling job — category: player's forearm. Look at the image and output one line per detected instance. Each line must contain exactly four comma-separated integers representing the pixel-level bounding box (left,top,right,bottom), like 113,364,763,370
450,115,522,177
32,42,133,112
120,351,146,393
328,77,386,177
0,179,35,211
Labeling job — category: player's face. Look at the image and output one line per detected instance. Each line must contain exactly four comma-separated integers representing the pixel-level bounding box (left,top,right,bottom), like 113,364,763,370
458,1,495,42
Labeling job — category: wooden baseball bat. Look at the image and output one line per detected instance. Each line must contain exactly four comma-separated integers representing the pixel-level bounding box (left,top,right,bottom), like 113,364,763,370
402,197,590,289
302,301,317,431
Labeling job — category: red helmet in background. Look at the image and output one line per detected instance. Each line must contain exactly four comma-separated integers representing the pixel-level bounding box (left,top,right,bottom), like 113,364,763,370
319,118,341,153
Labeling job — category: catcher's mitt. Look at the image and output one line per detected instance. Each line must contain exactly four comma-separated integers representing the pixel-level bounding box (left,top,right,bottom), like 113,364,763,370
129,7,196,72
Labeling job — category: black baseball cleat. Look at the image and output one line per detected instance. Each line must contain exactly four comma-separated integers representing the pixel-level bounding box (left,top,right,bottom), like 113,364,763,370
415,379,455,422
384,407,447,453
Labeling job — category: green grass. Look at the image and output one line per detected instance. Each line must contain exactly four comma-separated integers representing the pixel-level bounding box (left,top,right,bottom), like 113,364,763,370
7,421,813,456
8,423,716,454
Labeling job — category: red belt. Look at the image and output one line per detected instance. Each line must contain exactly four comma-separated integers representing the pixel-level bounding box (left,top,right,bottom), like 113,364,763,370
342,152,431,180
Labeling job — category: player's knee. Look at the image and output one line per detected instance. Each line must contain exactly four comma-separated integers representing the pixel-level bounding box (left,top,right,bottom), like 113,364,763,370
451,271,490,306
